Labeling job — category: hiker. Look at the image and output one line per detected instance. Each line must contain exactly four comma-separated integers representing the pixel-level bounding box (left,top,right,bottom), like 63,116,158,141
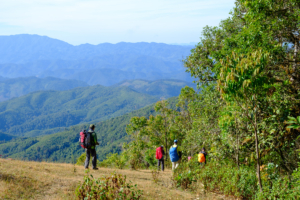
198,147,207,165
85,124,99,170
169,140,182,170
156,145,165,171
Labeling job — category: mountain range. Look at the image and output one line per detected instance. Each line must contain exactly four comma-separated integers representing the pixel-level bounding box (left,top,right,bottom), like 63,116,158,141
0,34,194,85
0,34,195,162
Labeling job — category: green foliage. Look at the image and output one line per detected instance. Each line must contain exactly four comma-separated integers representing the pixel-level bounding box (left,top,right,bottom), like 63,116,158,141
173,159,257,199
144,149,156,167
75,173,143,200
76,153,86,166
173,170,196,189
100,153,128,169
286,116,300,130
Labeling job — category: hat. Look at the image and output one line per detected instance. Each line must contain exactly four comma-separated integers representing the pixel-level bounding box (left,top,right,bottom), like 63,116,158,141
174,139,178,143
161,145,164,148
90,124,95,128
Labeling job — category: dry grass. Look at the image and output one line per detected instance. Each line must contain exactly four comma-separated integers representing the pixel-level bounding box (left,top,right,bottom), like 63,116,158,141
0,158,232,200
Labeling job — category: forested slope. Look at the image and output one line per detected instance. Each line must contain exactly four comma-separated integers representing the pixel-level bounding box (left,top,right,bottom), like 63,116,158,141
0,97,177,162
0,85,158,136
0,76,88,101
114,79,197,98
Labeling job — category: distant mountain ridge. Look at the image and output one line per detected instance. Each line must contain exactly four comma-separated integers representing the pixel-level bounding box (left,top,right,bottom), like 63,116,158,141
0,76,88,101
0,34,192,64
114,79,197,98
0,34,194,85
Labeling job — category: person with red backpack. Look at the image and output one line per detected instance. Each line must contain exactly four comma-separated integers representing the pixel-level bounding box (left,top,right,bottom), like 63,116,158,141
156,145,165,171
84,124,99,170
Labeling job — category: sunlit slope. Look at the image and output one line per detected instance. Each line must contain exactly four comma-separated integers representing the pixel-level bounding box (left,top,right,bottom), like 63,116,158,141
114,79,197,98
0,98,177,162
0,103,156,162
0,85,158,136
0,76,88,101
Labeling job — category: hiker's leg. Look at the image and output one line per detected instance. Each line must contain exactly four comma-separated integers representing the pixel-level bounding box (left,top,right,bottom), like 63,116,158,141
161,159,164,171
175,161,179,169
172,162,175,170
157,159,160,170
85,149,90,168
91,149,97,168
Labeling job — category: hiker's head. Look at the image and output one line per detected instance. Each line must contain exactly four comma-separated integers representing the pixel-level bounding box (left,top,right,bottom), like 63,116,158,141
174,139,178,144
202,147,206,151
161,145,164,149
90,124,95,130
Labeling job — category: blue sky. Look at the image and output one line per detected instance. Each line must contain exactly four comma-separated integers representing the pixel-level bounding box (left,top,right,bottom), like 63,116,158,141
0,0,235,45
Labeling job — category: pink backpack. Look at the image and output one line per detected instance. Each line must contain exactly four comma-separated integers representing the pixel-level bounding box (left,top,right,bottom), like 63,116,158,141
79,130,87,148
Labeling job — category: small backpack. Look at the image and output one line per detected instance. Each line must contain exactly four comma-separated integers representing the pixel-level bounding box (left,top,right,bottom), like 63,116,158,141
156,147,163,159
198,153,206,163
79,130,87,148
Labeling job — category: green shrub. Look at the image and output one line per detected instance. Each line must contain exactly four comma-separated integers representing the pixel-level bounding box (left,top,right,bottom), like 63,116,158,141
75,173,143,200
174,170,196,189
196,162,257,199
256,176,299,200
255,157,300,199
100,153,127,169
144,149,156,167
173,158,257,199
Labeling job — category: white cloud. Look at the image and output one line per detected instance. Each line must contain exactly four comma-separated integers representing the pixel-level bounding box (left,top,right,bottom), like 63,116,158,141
0,0,235,44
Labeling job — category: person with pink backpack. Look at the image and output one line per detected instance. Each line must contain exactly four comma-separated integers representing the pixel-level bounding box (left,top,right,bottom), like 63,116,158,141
156,145,165,171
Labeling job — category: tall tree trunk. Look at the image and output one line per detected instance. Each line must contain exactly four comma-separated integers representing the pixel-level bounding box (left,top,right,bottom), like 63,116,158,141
254,107,263,192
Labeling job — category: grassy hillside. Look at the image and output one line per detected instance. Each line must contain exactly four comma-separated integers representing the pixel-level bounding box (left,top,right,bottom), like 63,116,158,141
0,159,213,200
0,76,88,101
0,85,158,136
0,98,177,162
114,79,197,98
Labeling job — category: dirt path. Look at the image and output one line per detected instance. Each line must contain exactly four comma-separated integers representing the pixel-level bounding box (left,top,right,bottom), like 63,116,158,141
0,159,229,200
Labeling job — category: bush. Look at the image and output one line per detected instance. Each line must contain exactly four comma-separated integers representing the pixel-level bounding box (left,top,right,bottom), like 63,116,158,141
75,173,143,200
100,153,127,169
174,170,196,189
172,158,257,199
256,176,299,200
144,149,156,167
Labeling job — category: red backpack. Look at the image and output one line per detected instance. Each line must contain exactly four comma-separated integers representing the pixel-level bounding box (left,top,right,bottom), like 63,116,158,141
79,130,87,148
156,147,163,159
